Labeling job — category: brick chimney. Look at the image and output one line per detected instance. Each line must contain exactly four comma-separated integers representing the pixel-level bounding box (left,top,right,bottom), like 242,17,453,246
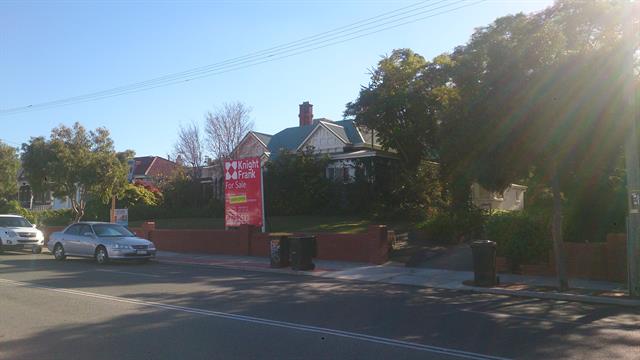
299,101,313,127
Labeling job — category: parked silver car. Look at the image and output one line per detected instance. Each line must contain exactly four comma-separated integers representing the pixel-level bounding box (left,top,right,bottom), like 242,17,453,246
47,222,156,264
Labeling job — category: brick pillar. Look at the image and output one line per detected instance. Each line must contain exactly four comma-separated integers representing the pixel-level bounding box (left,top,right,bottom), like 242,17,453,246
367,225,389,265
239,224,254,256
142,221,156,240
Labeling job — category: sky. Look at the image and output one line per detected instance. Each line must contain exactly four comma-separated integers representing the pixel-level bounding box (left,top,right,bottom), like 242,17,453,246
1,0,553,158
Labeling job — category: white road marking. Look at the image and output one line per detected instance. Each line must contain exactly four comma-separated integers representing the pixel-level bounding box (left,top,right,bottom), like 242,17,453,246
461,309,579,325
94,269,161,278
0,277,509,360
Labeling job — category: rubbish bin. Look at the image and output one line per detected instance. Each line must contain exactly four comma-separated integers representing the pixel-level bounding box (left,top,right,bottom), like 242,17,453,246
268,234,290,268
470,240,497,287
289,236,317,271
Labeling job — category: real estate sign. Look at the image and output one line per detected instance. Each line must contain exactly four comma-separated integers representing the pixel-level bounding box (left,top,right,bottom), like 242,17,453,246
224,157,264,228
114,208,128,226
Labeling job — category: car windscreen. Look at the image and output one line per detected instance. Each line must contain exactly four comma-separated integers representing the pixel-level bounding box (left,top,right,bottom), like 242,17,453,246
0,217,32,228
92,224,135,237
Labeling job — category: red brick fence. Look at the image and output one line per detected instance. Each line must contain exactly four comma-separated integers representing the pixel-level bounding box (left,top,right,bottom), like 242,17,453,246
497,233,628,283
44,222,391,265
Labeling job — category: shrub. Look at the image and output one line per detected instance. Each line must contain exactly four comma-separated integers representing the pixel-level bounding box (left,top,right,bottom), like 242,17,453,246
0,199,36,223
485,211,551,270
416,209,485,244
35,209,75,226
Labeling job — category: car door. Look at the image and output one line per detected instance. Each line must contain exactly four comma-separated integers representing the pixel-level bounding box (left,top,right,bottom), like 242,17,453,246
77,224,98,256
62,224,82,255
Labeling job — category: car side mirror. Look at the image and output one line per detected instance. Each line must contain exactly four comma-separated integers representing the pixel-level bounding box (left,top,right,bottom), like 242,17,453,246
32,224,37,228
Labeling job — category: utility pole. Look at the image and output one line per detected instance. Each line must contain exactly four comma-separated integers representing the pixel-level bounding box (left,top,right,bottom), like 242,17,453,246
624,4,639,297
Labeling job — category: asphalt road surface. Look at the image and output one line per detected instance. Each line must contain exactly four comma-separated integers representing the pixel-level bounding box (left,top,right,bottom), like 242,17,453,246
1,251,639,360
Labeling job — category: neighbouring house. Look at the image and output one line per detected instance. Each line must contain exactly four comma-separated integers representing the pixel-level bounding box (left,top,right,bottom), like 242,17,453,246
471,183,526,212
200,101,526,210
127,156,179,187
16,169,78,211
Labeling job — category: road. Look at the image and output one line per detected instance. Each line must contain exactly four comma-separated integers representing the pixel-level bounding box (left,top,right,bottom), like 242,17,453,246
1,252,639,360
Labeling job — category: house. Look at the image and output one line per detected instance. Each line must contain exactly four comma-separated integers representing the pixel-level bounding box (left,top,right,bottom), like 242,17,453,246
471,183,526,212
127,156,179,186
201,101,526,210
198,102,395,197
231,102,395,180
16,169,77,211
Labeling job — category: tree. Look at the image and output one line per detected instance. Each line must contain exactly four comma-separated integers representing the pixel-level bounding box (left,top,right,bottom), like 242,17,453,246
21,123,129,222
345,49,455,170
264,149,331,216
344,49,454,218
0,141,19,200
204,101,253,160
173,121,204,177
443,0,632,290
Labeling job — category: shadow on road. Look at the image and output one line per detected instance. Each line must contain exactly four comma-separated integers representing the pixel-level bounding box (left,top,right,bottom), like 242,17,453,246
1,254,639,359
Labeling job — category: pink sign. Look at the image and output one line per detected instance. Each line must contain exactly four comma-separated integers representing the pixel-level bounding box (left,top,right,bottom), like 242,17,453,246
224,157,264,228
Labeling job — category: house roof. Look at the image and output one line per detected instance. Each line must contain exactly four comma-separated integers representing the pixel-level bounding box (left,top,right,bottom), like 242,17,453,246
252,131,273,147
265,118,370,157
132,156,177,178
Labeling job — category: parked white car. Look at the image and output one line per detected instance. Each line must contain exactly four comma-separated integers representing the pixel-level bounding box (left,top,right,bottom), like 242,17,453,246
0,214,45,254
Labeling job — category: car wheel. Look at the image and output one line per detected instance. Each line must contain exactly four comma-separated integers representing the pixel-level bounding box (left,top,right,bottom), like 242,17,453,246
32,246,42,254
53,243,66,261
95,246,109,265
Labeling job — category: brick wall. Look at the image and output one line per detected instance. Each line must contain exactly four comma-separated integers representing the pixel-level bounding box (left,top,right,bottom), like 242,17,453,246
517,234,628,283
42,222,391,265
135,222,390,265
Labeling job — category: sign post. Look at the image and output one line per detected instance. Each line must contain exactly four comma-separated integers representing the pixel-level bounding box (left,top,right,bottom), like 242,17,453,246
224,157,265,230
114,209,129,227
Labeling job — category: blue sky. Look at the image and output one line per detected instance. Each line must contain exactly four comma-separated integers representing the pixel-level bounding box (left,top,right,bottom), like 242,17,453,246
1,0,553,158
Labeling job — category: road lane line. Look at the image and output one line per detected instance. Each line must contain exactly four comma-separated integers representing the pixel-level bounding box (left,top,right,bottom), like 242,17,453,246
93,269,162,278
0,277,509,360
460,309,580,325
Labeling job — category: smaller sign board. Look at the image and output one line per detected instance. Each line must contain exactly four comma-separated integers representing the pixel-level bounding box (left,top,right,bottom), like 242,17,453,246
114,208,129,226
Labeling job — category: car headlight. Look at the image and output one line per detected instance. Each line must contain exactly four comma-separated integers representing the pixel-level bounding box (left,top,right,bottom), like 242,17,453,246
5,230,16,238
112,244,132,250
148,243,156,250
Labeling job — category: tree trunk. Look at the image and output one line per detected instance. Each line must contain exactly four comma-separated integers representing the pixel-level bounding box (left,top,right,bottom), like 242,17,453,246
551,172,569,290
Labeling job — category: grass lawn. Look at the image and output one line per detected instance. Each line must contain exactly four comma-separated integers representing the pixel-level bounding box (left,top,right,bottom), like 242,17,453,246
129,215,374,234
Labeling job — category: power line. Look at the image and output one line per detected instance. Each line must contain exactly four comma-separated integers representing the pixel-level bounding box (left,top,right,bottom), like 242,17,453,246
0,0,485,116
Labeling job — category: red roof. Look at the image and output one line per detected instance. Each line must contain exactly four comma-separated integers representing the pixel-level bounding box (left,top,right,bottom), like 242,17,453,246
132,156,177,178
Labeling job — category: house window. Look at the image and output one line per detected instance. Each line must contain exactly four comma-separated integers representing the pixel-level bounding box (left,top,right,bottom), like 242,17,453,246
515,191,521,202
342,167,350,183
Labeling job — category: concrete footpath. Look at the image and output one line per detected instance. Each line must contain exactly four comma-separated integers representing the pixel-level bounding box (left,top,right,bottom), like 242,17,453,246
156,251,640,307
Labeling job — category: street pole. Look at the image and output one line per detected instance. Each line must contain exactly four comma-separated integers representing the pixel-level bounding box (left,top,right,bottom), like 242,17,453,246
110,195,116,223
624,5,639,297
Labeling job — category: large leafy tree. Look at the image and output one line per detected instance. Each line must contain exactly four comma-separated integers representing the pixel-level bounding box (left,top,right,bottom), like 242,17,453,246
0,141,19,200
21,123,130,221
345,49,455,218
345,49,455,170
443,0,634,289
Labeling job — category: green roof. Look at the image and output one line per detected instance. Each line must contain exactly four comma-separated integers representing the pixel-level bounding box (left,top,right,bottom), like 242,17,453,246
265,119,367,158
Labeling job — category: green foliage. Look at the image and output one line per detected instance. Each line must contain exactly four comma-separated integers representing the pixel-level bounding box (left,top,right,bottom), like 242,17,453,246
21,123,130,221
416,209,485,244
485,212,551,270
264,149,332,216
345,49,455,171
0,199,36,223
0,141,19,200
34,209,75,227
121,182,163,208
